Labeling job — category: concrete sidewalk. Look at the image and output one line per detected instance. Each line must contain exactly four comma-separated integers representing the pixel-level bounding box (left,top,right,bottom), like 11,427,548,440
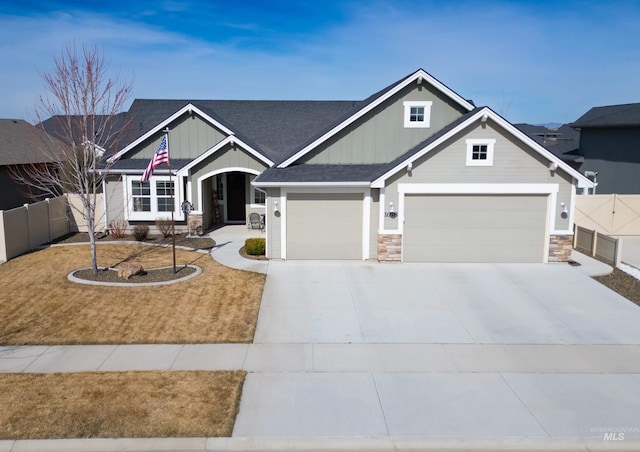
208,225,268,274
3,343,640,374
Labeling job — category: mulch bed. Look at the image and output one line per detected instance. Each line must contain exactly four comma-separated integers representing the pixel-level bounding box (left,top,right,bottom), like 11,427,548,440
593,267,640,306
239,246,268,261
55,232,215,250
74,266,197,284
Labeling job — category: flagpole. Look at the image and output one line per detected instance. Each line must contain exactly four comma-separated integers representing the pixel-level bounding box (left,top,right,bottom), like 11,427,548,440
163,127,177,274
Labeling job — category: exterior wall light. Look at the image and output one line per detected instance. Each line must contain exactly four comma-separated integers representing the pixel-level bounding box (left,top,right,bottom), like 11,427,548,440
273,200,279,213
560,202,568,218
389,202,397,219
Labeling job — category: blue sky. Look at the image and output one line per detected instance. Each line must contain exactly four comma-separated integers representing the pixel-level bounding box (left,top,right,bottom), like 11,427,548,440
1,0,639,124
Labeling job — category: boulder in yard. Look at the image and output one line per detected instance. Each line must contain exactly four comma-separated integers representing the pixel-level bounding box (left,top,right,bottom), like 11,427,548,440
117,262,144,280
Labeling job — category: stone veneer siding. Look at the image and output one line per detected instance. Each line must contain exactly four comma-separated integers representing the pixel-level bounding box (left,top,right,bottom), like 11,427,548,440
548,234,573,262
188,213,204,236
378,234,402,262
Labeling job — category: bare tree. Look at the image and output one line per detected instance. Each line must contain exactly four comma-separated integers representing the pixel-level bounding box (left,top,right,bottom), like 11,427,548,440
11,44,133,272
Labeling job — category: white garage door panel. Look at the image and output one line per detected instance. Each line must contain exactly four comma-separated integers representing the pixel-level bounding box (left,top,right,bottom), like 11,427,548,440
404,195,547,263
287,193,363,260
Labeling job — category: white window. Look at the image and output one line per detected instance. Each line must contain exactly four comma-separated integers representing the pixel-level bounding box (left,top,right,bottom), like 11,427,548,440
126,176,178,220
403,101,432,128
466,139,496,166
253,188,266,205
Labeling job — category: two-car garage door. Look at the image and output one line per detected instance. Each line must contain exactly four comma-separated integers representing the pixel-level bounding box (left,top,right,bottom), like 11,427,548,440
403,194,548,263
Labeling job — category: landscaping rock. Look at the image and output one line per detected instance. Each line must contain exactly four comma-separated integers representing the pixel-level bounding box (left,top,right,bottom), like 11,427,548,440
117,262,145,279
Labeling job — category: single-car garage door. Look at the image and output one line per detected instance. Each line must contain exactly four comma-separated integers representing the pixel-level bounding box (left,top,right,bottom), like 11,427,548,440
403,194,548,263
287,193,363,259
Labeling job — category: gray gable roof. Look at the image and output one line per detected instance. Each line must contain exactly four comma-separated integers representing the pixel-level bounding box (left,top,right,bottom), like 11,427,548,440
119,99,361,164
0,119,65,166
515,123,581,162
571,103,640,128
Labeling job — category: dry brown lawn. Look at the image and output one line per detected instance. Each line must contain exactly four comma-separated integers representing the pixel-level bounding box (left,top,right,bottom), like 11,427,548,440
0,371,244,439
0,244,265,344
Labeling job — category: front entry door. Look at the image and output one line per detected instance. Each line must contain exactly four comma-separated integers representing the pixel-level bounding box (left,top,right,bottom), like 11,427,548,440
226,172,246,222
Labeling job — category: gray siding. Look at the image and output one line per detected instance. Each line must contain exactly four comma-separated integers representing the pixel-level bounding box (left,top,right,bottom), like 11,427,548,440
383,119,574,232
190,144,268,202
301,82,468,164
126,115,228,160
579,128,640,194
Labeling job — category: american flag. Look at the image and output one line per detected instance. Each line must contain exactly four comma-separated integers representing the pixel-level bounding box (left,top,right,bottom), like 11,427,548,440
141,135,169,182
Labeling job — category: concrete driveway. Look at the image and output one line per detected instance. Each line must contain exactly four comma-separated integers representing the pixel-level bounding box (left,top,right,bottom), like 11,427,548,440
254,261,640,344
235,261,640,445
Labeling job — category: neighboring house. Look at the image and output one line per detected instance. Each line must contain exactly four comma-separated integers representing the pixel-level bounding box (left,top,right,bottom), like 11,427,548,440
102,69,593,263
570,103,640,194
0,119,64,210
515,123,583,170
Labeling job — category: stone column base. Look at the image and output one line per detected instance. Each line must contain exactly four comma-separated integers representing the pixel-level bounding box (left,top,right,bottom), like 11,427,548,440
188,213,204,236
378,234,402,262
549,234,573,262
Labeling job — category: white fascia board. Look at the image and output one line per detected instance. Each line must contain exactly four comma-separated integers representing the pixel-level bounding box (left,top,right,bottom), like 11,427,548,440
277,69,475,169
107,103,236,162
398,183,559,195
252,181,371,188
372,107,595,189
176,136,273,177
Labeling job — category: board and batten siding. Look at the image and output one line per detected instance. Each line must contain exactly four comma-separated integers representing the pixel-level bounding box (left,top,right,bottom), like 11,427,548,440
126,115,228,160
301,82,468,165
369,189,380,259
382,120,574,232
190,144,268,203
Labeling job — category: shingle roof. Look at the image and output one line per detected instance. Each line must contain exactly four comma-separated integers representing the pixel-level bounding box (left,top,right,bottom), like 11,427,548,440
117,99,361,164
0,119,65,166
571,103,640,128
515,123,581,161
255,164,388,184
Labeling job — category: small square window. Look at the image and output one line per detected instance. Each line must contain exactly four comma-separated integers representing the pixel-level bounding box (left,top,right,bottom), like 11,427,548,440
466,139,496,166
404,101,432,128
472,145,488,160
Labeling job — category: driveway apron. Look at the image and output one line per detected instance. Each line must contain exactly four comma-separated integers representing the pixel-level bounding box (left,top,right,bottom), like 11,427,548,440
235,260,640,442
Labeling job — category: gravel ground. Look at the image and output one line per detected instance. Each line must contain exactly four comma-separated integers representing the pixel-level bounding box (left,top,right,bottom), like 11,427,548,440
74,266,197,283
55,232,215,250
594,266,640,307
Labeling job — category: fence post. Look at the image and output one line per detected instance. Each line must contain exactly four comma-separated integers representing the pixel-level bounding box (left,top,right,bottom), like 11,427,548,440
590,228,597,257
0,210,6,263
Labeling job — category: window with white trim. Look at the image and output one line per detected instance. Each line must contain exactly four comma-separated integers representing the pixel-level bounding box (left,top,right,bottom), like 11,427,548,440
127,176,178,220
253,188,266,205
465,139,496,166
403,101,432,128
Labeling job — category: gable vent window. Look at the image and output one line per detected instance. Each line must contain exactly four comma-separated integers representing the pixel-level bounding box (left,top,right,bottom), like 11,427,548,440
466,139,496,166
403,101,432,128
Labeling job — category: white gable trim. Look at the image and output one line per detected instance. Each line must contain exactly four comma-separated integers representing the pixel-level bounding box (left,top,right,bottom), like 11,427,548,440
107,103,236,162
277,69,475,168
371,107,595,189
176,135,273,177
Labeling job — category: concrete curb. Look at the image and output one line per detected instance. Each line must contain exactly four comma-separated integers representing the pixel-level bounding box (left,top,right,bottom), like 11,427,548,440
3,436,640,452
66,264,202,287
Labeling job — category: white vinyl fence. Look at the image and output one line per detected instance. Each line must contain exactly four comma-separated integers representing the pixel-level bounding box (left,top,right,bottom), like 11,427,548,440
0,194,104,262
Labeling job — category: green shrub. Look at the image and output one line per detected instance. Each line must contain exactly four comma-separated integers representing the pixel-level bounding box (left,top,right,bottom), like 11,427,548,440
133,224,150,241
245,238,265,256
